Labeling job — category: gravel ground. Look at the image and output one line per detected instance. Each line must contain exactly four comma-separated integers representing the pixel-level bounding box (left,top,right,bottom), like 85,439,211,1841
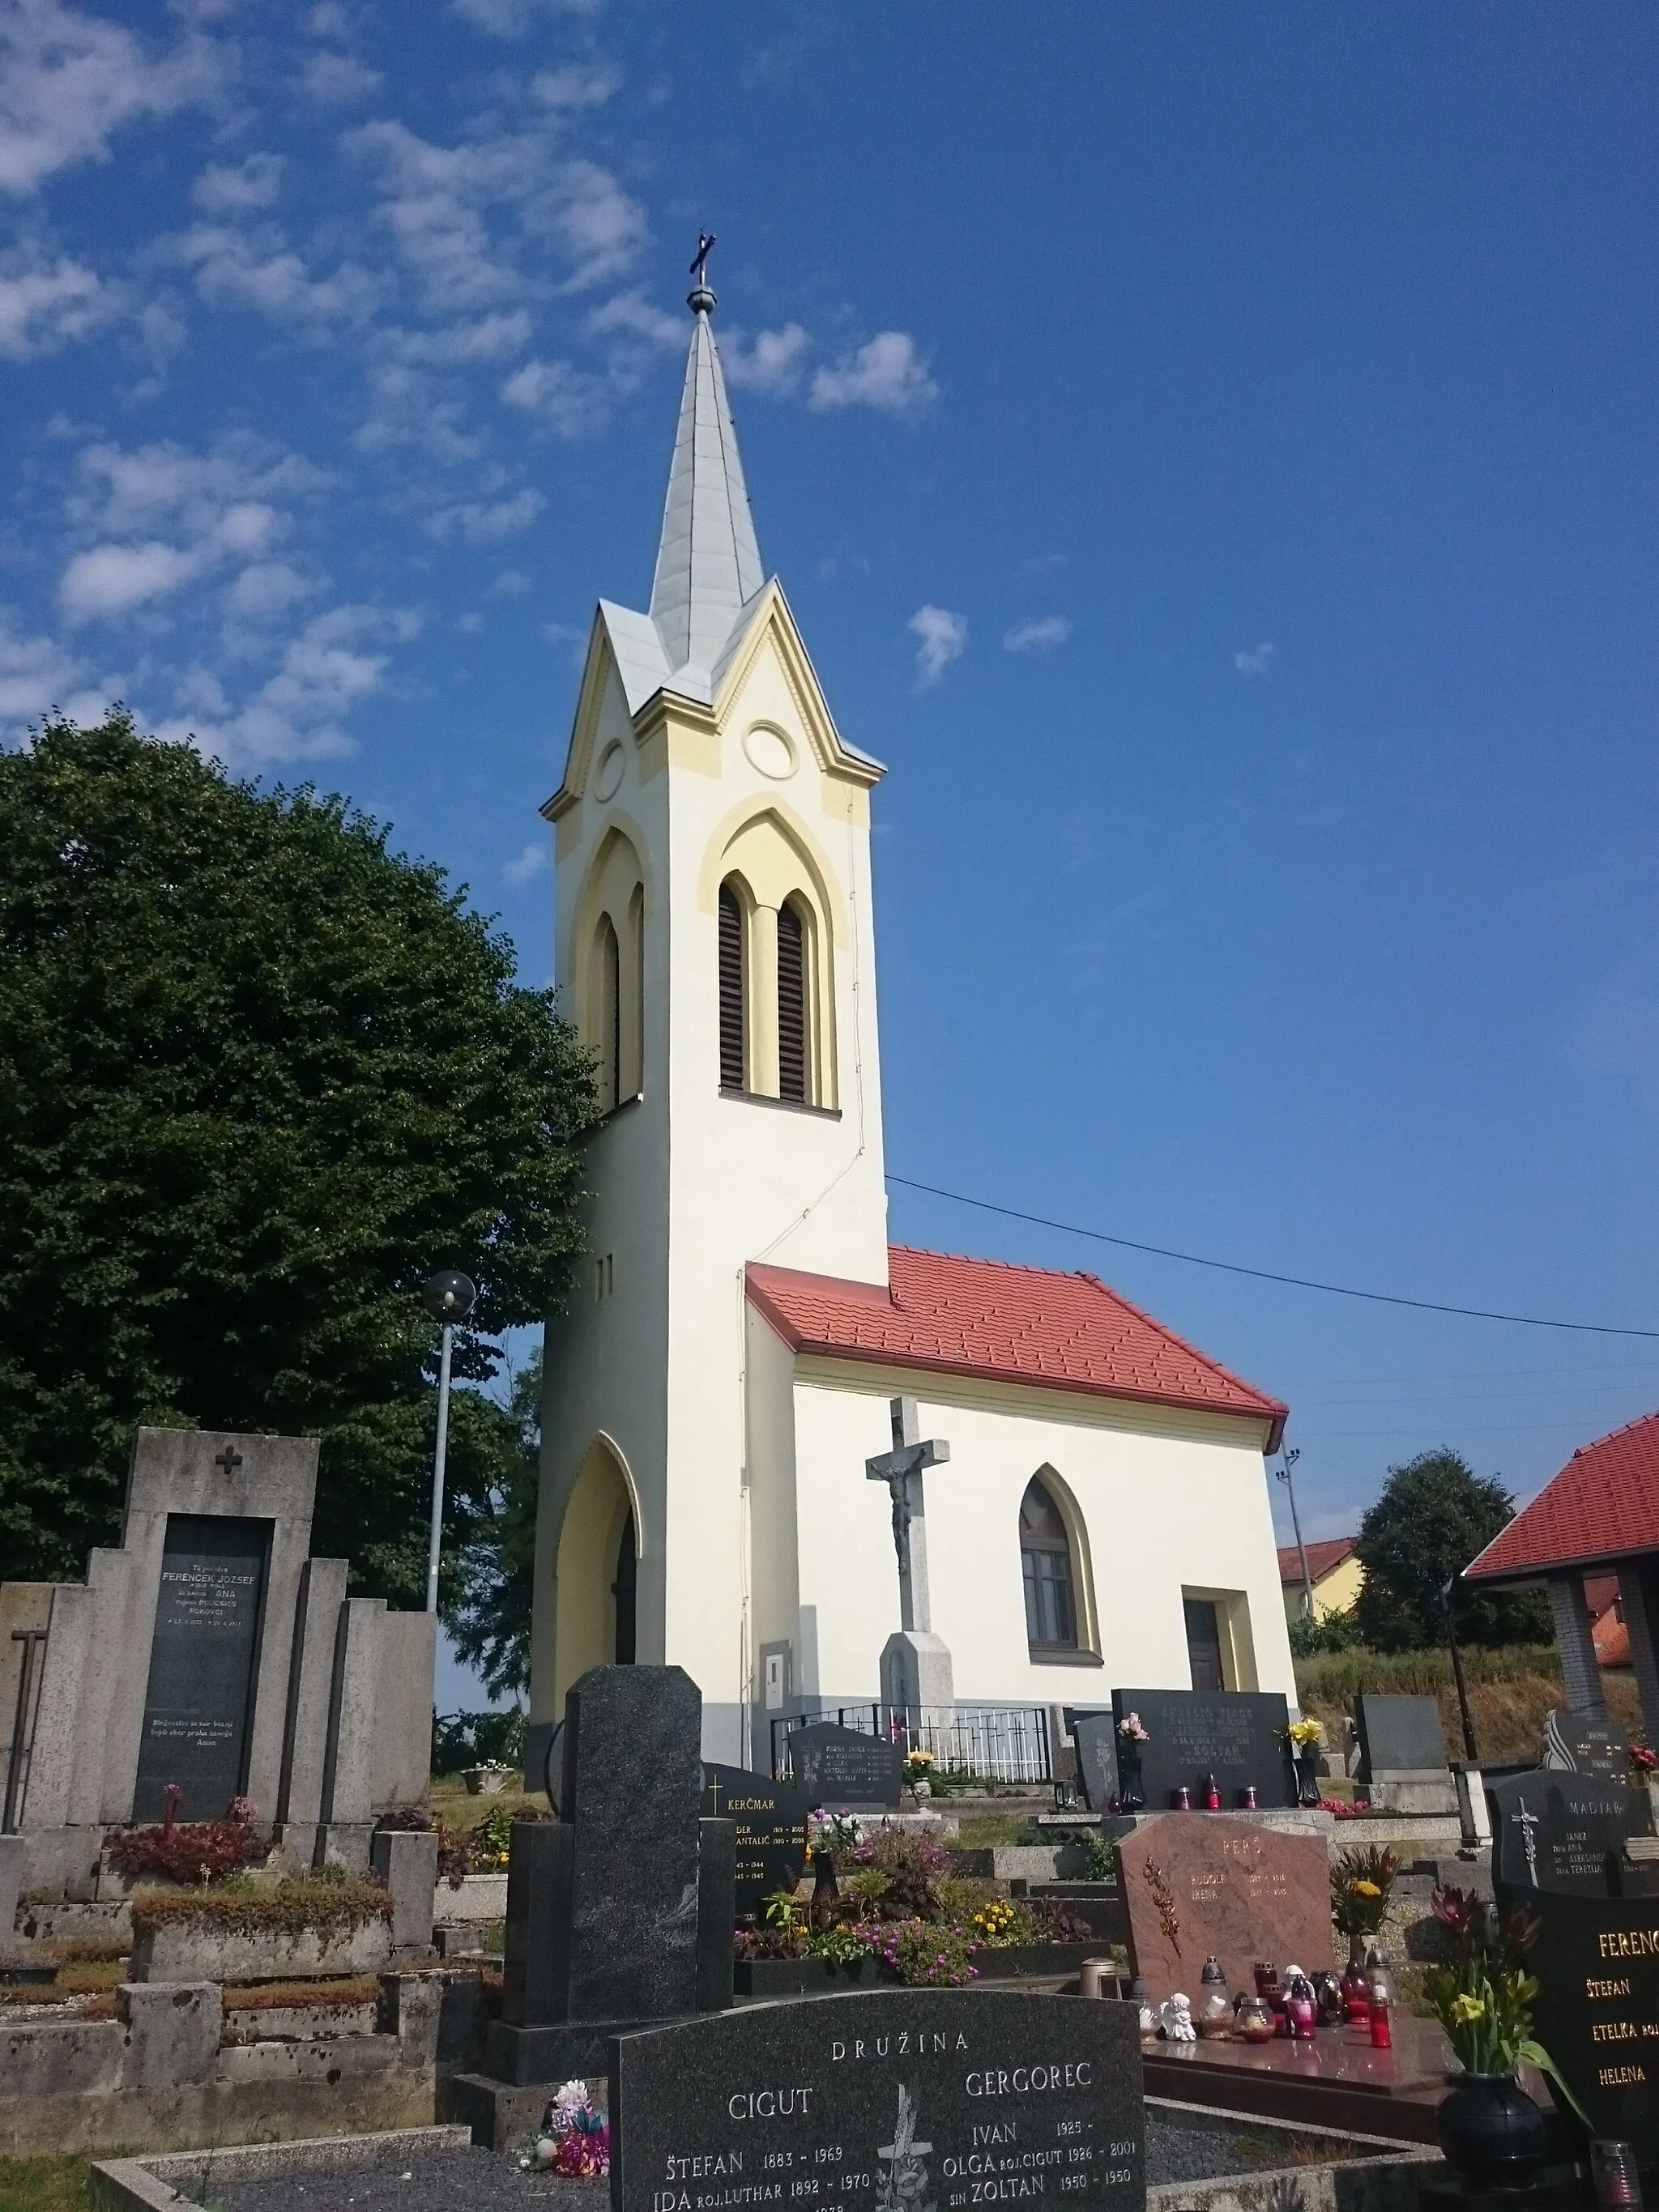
194,2115,1382,2211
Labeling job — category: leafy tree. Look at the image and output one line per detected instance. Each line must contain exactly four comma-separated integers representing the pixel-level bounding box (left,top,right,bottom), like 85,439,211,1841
447,1345,543,1700
1354,1450,1550,1652
0,711,592,1603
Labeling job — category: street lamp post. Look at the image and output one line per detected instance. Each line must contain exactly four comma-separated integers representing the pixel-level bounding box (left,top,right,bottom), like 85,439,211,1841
422,1270,477,1614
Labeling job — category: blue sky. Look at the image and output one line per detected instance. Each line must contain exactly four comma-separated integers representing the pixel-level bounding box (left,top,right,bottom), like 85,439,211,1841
6,2,1659,1709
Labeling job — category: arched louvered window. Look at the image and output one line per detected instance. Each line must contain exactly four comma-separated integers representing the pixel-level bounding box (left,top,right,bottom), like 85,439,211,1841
778,898,807,1103
718,881,745,1091
592,914,621,1113
1021,1477,1077,1653
627,882,645,1098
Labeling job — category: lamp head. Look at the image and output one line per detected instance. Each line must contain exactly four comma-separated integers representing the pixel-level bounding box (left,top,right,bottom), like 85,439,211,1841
422,1269,477,1323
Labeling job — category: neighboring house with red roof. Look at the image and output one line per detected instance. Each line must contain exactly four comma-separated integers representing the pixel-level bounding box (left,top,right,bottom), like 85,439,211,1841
1277,1536,1363,1626
527,279,1298,1766
1464,1412,1659,1751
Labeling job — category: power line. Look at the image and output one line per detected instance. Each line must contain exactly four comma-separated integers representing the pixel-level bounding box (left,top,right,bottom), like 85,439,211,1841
887,1174,1659,1341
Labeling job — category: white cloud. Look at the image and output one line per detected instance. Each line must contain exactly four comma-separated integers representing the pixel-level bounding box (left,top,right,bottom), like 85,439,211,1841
492,568,531,595
450,0,602,36
722,322,810,399
0,1,222,196
809,330,936,420
384,310,533,364
58,434,331,626
424,487,544,542
224,561,311,623
503,838,548,884
1003,614,1071,654
173,221,381,329
301,49,382,104
582,289,682,351
0,607,83,727
0,250,112,360
909,604,966,686
151,603,420,765
541,158,647,292
192,153,284,214
532,59,621,109
501,356,610,438
1235,641,1275,675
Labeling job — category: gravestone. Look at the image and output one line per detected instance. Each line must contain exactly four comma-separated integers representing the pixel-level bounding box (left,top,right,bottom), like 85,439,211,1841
132,1515,269,1822
702,1762,809,1924
787,1721,903,1810
1526,1890,1659,2168
1115,1812,1332,2005
1110,1689,1294,1810
489,1664,738,2090
1353,1694,1446,1779
1070,1711,1119,1813
1488,1770,1659,1901
612,1987,1146,2212
1543,1708,1633,1781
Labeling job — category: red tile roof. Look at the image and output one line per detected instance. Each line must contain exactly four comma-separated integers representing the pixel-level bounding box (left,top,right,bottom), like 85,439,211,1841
1277,1537,1357,1588
1465,1409,1659,1581
746,1246,1287,1444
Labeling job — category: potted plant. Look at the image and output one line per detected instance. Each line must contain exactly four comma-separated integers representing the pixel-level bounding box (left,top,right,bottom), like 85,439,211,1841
1283,1718,1324,1805
1115,1712,1149,1811
462,1759,514,1796
1422,1885,1584,2195
903,1749,936,1799
1330,1844,1398,1980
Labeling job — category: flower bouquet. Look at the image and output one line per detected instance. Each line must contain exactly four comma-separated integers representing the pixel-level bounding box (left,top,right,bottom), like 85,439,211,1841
1282,1717,1324,1806
522,2079,611,2176
1115,1712,1148,1811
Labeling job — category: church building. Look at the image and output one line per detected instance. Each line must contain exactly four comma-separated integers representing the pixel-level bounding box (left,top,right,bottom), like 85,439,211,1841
529,266,1297,1768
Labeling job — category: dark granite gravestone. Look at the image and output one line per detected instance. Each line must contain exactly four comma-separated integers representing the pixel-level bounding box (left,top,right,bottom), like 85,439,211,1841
1526,1890,1659,2168
1110,1689,1294,1810
787,1721,903,1810
1543,1707,1635,1781
611,1987,1146,2212
132,1514,269,1822
1353,1694,1447,1779
1488,1770,1658,1901
489,1664,736,2088
702,1762,809,1924
1071,1711,1119,1813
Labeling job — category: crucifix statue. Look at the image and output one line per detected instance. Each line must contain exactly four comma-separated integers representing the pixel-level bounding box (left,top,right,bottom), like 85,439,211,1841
866,1397,949,1633
866,1397,955,1720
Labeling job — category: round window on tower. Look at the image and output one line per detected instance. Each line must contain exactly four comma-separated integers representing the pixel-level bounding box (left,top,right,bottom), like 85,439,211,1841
742,722,795,781
595,740,625,801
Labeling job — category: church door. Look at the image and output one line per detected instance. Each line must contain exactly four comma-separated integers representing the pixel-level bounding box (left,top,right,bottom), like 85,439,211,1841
611,1513,636,1664
1183,1598,1226,1693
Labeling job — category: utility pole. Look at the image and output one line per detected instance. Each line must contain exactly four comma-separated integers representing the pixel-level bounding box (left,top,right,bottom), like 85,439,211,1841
1274,1446,1315,1620
421,1270,478,1613
1443,1575,1479,1762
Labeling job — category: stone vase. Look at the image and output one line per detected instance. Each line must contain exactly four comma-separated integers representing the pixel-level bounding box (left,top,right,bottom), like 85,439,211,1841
1435,2072,1547,2193
1294,1750,1324,1808
1117,1747,1145,1813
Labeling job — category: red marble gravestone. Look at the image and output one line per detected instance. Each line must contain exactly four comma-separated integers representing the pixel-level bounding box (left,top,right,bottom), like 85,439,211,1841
1117,1813,1333,2005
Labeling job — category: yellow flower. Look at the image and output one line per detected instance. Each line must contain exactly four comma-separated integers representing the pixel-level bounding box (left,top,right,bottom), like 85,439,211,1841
1353,1880,1381,1898
1451,1993,1486,2024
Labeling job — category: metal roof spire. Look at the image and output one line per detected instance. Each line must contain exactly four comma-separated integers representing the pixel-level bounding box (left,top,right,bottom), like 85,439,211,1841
648,234,765,681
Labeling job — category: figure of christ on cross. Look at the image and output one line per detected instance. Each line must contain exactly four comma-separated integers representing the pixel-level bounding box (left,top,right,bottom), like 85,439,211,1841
865,1398,950,1635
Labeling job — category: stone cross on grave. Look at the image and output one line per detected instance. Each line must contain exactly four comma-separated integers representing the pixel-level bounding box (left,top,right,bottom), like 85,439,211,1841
865,1397,956,1720
866,1397,949,1633
215,1446,243,1478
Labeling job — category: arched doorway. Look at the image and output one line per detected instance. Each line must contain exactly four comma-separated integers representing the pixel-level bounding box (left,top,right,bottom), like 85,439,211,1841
552,1437,638,1710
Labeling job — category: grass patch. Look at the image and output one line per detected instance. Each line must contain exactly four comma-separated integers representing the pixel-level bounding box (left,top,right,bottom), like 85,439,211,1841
223,1974,381,2010
131,1876,388,1941
950,1815,1041,1847
1294,1645,1646,1765
0,2153,100,2211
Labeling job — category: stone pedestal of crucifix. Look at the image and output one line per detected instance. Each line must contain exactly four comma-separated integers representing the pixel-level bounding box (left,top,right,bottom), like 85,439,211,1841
866,1397,954,1721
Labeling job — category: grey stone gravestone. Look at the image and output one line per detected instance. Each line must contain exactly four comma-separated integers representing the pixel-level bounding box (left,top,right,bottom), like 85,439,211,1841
1069,1711,1119,1813
1543,1708,1634,1781
702,1762,808,1924
1110,1689,1294,1809
612,1988,1146,2212
1526,1890,1659,2167
787,1721,903,1810
488,1664,738,2090
1353,1694,1446,1779
132,1514,269,1821
1488,1770,1658,1900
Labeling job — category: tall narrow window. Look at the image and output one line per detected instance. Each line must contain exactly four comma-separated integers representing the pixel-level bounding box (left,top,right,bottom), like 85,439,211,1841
627,881,646,1098
1183,1597,1226,1692
719,881,745,1090
611,1511,636,1665
778,898,807,1103
1021,1477,1077,1652
592,914,621,1113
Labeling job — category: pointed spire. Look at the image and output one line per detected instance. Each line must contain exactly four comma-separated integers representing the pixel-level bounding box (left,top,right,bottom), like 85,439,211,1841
649,278,765,680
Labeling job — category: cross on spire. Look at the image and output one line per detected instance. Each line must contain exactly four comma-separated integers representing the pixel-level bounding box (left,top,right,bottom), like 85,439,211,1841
866,1397,950,1634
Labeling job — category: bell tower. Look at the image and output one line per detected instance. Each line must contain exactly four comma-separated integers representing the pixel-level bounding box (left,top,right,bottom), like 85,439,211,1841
529,254,889,1758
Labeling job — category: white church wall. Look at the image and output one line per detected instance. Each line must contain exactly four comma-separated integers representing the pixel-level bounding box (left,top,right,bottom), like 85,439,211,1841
783,1357,1296,1720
